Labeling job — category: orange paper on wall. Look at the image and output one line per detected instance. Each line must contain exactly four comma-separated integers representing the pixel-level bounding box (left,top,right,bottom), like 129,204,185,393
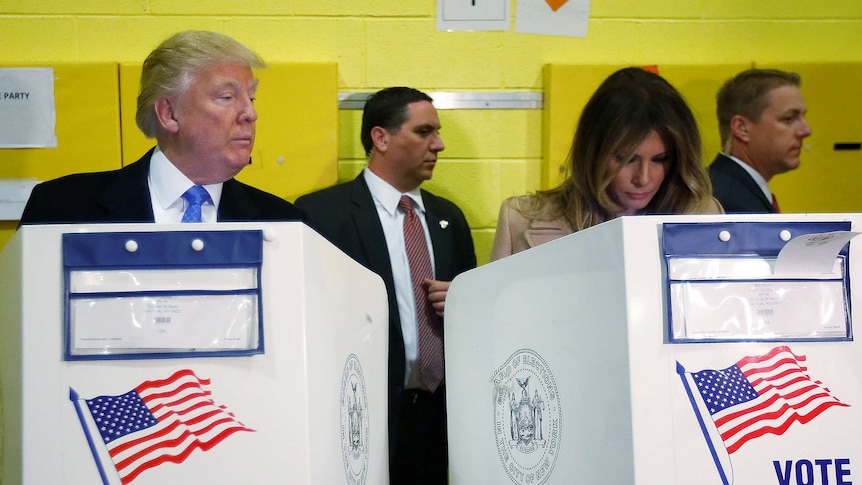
545,0,569,12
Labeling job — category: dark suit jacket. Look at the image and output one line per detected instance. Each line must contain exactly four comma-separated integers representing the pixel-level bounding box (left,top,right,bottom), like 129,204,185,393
19,148,305,224
294,173,476,461
708,153,776,214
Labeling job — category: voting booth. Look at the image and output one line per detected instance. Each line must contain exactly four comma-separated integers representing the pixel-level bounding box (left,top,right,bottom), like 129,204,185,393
445,214,862,485
0,222,388,485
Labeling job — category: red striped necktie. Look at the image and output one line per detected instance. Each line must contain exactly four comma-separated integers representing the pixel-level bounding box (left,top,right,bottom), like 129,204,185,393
399,195,444,393
771,193,781,213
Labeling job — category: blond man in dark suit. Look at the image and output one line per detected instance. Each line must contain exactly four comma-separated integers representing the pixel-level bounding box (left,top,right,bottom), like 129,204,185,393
21,30,304,225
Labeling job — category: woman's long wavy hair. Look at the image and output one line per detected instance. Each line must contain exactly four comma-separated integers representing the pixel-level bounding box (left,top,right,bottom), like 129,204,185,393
525,67,714,231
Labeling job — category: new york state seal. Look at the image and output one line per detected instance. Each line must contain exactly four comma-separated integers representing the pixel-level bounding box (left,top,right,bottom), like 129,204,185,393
492,348,562,485
340,353,369,485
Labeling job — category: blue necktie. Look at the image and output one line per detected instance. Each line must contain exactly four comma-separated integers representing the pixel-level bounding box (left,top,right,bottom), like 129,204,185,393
181,185,211,223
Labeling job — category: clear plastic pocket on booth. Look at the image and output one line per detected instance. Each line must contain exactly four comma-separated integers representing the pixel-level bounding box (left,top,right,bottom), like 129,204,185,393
663,222,854,343
667,256,848,341
63,230,264,360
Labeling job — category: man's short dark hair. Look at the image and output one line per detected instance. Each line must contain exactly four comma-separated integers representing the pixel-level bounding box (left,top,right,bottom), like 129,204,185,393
360,87,433,156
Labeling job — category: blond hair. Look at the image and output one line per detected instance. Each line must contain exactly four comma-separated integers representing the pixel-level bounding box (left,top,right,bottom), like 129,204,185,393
136,30,265,138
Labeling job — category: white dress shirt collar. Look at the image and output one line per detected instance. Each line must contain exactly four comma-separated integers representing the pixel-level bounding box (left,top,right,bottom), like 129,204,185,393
148,146,224,223
363,168,425,215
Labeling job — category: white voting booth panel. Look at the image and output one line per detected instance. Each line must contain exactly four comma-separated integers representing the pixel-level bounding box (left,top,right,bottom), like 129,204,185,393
0,222,388,485
446,214,862,485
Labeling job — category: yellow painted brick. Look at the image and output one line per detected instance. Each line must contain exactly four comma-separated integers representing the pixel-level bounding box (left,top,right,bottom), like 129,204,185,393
0,18,78,62
422,160,496,228
487,158,543,217
590,0,707,19
338,110,365,159
293,0,432,17
501,23,644,88
591,0,862,20
76,17,223,62
438,109,541,159
704,1,862,19
744,21,862,63
472,228,495,267
501,18,862,88
366,19,509,88
639,20,862,65
148,0,430,16
2,0,145,14
225,18,366,86
499,159,542,198
149,0,292,15
337,159,366,184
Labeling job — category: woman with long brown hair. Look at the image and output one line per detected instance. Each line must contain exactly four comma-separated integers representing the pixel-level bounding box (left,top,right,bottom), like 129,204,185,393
491,67,722,260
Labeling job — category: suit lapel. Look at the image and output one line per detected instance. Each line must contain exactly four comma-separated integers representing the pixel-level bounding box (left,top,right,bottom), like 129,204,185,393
350,176,395,284
716,155,773,212
423,191,454,280
96,150,156,222
218,179,261,221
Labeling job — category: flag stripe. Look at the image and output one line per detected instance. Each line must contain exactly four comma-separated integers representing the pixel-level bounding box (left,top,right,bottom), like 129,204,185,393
725,400,846,454
119,420,251,484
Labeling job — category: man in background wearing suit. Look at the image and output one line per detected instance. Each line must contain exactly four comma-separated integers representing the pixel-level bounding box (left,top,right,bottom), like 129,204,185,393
295,87,476,485
20,30,304,225
708,68,812,213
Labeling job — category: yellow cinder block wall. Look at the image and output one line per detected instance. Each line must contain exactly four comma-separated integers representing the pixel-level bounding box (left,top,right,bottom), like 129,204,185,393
2,1,862,263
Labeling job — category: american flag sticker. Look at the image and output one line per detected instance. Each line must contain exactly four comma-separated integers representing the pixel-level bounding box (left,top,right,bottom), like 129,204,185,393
70,369,254,485
677,346,849,485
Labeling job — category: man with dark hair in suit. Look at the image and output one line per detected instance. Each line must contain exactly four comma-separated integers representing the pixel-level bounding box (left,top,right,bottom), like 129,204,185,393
295,87,476,485
708,68,812,213
20,30,304,225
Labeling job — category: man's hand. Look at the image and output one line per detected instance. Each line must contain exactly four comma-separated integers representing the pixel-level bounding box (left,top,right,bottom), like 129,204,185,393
424,279,450,318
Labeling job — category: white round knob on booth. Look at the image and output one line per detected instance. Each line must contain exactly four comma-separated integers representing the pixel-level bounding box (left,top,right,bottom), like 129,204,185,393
191,239,205,251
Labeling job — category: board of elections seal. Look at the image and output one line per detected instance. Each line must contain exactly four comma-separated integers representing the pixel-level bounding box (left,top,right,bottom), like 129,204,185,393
492,348,562,485
340,353,369,485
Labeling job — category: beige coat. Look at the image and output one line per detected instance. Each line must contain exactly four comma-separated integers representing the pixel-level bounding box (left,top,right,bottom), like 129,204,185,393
489,195,723,261
489,196,573,261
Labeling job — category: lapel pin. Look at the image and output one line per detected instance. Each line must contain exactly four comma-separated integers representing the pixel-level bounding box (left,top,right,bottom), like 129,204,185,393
440,220,449,229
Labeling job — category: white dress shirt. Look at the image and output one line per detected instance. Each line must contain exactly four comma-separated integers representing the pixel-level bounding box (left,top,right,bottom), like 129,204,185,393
363,168,436,389
147,146,224,223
